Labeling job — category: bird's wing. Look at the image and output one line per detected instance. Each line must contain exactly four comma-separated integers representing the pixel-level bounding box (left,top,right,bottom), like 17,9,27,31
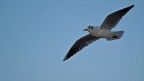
63,34,99,61
100,5,134,30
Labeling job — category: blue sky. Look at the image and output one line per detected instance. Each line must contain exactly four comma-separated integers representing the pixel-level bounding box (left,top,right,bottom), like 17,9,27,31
0,0,144,81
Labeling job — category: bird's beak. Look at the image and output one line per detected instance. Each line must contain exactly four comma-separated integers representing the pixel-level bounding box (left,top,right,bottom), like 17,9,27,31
83,29,88,31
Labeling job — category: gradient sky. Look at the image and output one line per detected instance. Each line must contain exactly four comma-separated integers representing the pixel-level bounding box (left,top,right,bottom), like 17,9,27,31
0,0,144,81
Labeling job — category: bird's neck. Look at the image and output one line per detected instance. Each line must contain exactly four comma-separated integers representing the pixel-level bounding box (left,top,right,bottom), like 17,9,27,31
89,28,99,37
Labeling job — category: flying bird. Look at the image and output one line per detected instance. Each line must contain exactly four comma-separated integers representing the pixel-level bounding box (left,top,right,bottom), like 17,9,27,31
63,5,134,61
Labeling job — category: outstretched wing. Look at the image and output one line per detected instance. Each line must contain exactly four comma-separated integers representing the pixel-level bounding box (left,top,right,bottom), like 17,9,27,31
100,5,134,30
63,34,99,61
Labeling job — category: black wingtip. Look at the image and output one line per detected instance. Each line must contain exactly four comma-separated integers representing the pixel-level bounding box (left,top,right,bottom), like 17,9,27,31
125,4,134,10
130,4,134,8
127,4,134,11
63,58,67,61
63,55,69,61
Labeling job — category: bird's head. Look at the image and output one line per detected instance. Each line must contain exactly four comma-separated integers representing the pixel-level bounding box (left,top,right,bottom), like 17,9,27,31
83,26,99,34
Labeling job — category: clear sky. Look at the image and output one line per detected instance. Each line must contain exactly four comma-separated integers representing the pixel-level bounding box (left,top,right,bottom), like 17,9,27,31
0,0,144,81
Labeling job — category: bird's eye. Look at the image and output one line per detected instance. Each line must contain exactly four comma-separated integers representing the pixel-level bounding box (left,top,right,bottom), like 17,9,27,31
88,26,93,30
91,27,93,29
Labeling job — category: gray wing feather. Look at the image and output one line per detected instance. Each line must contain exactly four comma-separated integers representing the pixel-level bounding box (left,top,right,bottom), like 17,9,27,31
100,5,134,30
63,34,99,61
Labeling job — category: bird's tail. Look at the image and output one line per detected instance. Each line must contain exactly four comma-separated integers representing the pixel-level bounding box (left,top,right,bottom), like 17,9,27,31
107,31,124,41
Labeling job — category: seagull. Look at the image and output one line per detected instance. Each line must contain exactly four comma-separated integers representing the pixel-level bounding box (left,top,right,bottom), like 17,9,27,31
63,5,134,61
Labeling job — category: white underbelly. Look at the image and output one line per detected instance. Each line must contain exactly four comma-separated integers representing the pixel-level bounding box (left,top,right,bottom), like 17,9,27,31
96,29,113,38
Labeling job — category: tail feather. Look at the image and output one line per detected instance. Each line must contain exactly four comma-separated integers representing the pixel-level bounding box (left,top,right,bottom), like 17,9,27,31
107,31,124,41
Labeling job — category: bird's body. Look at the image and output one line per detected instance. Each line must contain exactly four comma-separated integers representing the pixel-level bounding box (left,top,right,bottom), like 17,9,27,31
86,26,124,40
88,27,114,38
63,5,134,61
